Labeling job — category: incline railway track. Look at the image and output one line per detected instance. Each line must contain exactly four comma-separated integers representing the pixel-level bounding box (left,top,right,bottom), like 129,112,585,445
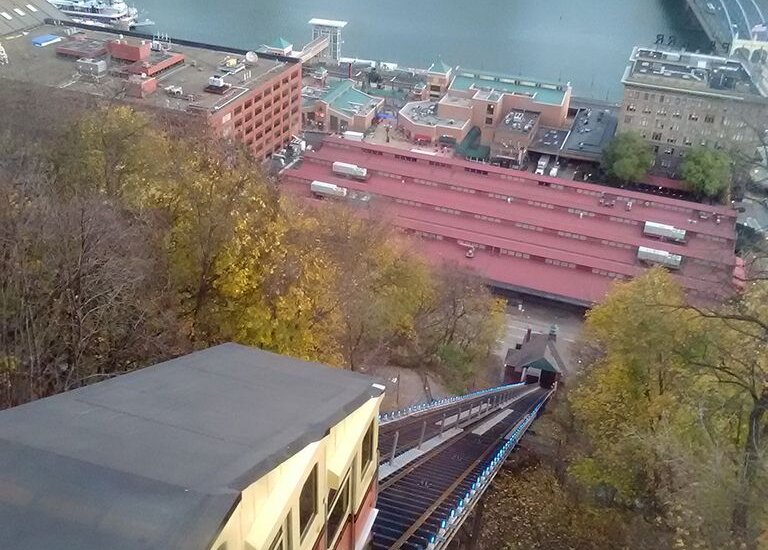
373,388,549,549
378,384,528,465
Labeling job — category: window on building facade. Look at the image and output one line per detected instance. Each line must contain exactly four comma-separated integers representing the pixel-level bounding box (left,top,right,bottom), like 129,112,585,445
485,117,493,125
659,94,665,103
655,120,664,129
624,115,633,124
640,118,648,127
672,111,681,118
486,104,495,115
299,466,318,541
626,103,636,112
704,114,715,123
642,106,652,114
651,132,662,141
689,113,699,121
644,93,649,100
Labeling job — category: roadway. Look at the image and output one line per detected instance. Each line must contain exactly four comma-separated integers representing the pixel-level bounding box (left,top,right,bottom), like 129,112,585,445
688,0,766,49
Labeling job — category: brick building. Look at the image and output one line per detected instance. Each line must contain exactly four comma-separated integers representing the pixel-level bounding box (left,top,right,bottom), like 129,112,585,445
0,22,302,161
619,46,768,173
283,136,740,306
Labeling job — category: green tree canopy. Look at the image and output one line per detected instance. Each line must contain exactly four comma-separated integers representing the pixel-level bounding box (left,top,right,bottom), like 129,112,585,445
681,148,731,198
601,132,653,183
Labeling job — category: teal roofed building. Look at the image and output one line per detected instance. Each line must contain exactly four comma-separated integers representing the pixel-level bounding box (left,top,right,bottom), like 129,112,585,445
449,69,568,106
427,58,453,76
503,328,566,389
261,37,293,56
303,79,384,133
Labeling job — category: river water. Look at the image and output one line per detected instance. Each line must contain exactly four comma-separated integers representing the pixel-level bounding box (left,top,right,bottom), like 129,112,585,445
135,0,708,101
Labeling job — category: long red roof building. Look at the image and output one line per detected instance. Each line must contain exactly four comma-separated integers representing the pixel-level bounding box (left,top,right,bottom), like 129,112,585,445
283,136,739,306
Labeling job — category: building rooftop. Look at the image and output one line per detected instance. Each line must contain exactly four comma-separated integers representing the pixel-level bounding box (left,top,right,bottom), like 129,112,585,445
427,58,452,75
284,136,738,305
504,333,566,374
308,17,347,28
0,23,298,114
623,46,765,100
0,343,381,550
531,126,569,153
400,100,470,130
497,109,539,135
450,69,568,106
0,0,65,35
321,78,382,117
269,36,292,50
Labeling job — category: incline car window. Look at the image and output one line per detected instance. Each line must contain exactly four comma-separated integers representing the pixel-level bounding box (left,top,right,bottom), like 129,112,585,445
299,466,317,540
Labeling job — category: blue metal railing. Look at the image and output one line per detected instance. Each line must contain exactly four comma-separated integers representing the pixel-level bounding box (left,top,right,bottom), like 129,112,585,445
424,390,554,550
378,381,526,424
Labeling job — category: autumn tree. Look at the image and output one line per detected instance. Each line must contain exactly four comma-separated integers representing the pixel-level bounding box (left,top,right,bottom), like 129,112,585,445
602,132,654,183
0,134,182,409
566,267,768,548
399,266,506,392
680,281,768,545
302,204,432,370
681,148,731,198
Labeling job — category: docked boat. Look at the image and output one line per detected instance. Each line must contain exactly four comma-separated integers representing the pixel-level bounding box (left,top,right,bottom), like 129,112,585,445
47,0,153,30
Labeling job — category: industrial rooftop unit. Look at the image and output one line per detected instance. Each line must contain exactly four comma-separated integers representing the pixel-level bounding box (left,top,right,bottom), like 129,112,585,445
643,220,687,242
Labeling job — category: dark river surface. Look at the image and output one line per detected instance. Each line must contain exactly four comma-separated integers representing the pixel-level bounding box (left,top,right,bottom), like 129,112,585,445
135,0,709,101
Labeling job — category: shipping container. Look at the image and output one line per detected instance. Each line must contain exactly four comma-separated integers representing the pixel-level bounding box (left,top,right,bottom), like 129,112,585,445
332,161,368,180
310,180,348,198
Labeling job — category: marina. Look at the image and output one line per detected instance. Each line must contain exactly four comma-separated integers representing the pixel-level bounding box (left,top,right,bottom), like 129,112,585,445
132,0,706,101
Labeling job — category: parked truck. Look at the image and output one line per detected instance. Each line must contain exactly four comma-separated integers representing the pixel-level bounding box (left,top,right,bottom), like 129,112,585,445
342,131,365,142
535,154,550,175
311,180,348,199
332,161,368,180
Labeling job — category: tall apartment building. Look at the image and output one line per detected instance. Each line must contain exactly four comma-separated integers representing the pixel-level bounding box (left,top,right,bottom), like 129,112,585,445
619,46,768,172
0,22,302,161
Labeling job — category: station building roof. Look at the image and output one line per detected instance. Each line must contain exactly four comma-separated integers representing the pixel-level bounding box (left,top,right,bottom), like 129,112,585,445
0,343,382,550
283,136,738,305
505,333,566,374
